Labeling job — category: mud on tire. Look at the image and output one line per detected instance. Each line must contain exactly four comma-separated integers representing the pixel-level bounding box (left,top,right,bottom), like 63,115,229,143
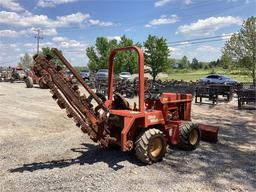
135,128,167,164
179,122,200,151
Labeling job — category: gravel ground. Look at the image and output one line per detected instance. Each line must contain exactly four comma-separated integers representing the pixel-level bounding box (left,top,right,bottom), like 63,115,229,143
0,82,255,192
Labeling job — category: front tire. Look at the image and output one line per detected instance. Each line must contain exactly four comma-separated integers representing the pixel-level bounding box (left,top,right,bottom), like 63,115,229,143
39,78,48,89
179,122,200,151
135,128,167,164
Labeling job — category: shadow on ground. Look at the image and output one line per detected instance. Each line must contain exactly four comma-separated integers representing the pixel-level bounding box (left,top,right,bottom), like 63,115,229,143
9,143,144,173
9,104,256,190
162,110,256,190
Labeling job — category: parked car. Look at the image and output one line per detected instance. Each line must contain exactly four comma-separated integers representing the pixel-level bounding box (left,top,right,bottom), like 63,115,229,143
80,69,90,80
200,74,238,85
119,72,132,80
96,69,108,82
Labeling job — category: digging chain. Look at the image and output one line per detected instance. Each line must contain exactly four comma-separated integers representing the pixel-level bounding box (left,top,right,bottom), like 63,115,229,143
33,55,112,147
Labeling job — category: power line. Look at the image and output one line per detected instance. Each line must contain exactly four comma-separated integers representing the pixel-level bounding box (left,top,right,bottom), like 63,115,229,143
61,38,228,53
0,37,229,66
168,38,227,47
167,34,232,44
0,2,245,37
55,1,245,33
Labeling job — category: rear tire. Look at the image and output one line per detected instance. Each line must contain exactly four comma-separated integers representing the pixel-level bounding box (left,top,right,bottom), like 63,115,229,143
135,128,167,164
25,77,33,88
179,122,200,151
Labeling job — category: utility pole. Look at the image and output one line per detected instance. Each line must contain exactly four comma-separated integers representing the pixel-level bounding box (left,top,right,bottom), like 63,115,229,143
34,29,43,54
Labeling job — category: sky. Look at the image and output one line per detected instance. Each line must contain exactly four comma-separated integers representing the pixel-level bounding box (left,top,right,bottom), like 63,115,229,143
0,0,255,67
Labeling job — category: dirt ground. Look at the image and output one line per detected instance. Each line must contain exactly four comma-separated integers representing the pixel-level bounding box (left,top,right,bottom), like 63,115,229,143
0,82,255,192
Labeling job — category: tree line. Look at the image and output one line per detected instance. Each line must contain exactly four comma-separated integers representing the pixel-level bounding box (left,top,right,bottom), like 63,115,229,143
86,35,169,81
85,16,255,83
18,16,255,83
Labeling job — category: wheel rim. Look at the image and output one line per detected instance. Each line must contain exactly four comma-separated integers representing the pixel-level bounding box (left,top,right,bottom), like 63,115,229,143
150,137,163,157
189,129,199,145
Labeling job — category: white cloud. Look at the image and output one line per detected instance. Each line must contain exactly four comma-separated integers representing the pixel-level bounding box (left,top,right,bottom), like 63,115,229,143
0,43,23,66
175,41,190,47
169,46,184,58
125,27,136,32
0,37,89,66
168,41,190,58
52,36,67,42
23,42,55,52
184,0,193,4
184,45,221,61
88,19,114,27
168,44,221,61
40,42,55,48
0,11,89,28
196,45,216,52
52,36,87,49
0,0,25,12
56,12,90,26
0,29,19,37
0,11,52,27
227,0,250,3
177,16,242,36
155,0,172,7
145,15,178,28
0,43,18,49
23,43,34,48
169,46,179,52
107,36,121,42
26,27,58,36
154,0,192,7
37,0,79,8
0,11,114,29
0,27,57,38
221,32,236,40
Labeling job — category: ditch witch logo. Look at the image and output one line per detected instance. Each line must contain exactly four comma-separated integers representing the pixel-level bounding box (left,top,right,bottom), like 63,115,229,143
148,115,159,123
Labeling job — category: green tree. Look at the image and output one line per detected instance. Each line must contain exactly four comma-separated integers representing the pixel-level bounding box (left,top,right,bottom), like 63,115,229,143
168,57,176,72
86,35,140,74
209,59,221,68
223,16,256,84
216,59,221,66
169,58,176,67
144,35,170,81
220,52,233,69
18,53,34,68
41,47,63,67
199,61,209,69
86,37,118,72
180,56,189,69
191,57,199,69
115,36,141,73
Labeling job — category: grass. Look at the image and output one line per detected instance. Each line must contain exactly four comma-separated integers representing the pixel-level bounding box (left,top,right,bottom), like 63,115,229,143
165,68,252,83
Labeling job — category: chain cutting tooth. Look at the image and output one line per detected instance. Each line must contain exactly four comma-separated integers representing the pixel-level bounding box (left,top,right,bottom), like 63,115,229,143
33,54,111,147
49,82,92,134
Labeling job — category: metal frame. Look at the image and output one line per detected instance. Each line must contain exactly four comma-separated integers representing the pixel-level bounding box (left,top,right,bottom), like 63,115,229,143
32,46,219,155
107,46,145,112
